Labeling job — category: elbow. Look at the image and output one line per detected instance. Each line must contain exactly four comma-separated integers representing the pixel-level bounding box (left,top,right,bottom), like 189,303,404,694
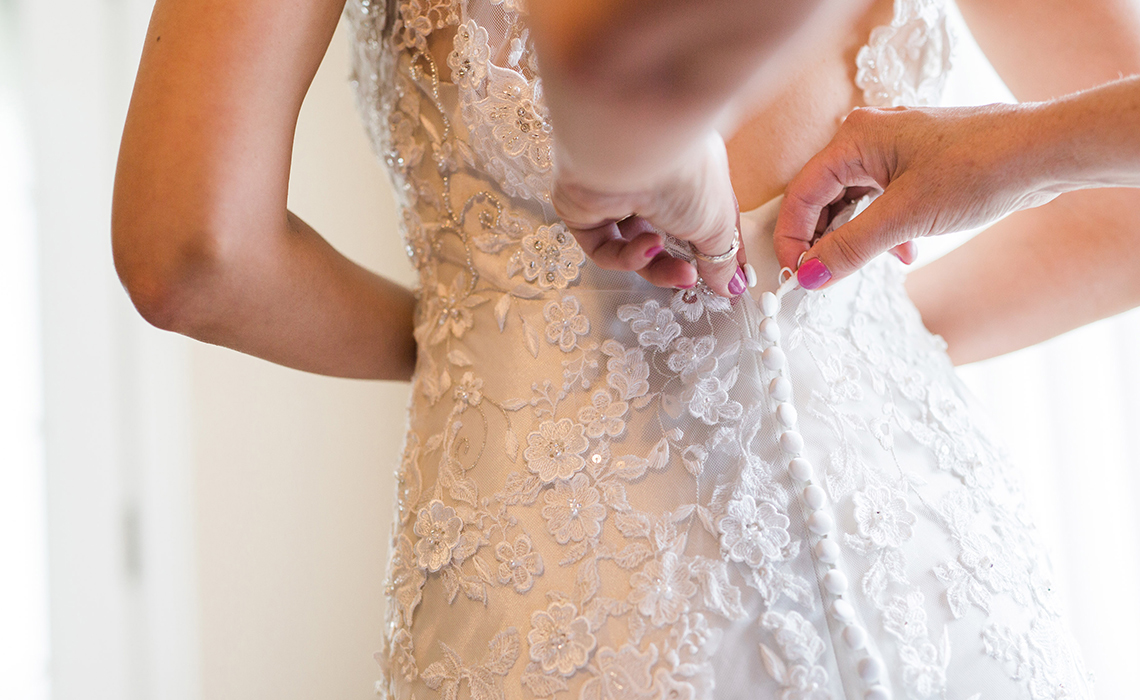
112,213,222,334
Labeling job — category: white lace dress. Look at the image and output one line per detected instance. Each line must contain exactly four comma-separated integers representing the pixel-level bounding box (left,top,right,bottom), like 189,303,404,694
345,1,1093,698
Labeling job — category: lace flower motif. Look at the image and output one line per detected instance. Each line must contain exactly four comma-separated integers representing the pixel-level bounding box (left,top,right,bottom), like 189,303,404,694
540,473,605,544
629,552,698,626
783,664,831,700
900,638,949,696
855,7,952,107
667,336,717,381
519,224,586,290
388,628,417,682
388,534,427,626
617,300,682,351
524,418,589,482
852,485,917,548
959,533,1015,593
543,296,590,352
579,644,657,699
883,591,928,643
603,341,651,400
412,500,464,572
495,534,544,593
684,375,743,425
447,20,490,90
453,372,483,412
427,272,488,344
489,0,527,14
670,285,730,323
761,610,826,665
393,0,457,52
577,389,628,439
718,495,791,567
487,74,553,167
654,668,697,700
527,601,597,676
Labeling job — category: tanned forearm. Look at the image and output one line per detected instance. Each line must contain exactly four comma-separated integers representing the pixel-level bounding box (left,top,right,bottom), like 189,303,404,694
906,0,1140,364
907,187,1140,365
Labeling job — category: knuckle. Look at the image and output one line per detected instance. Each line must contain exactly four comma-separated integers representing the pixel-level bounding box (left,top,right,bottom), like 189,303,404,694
829,232,870,273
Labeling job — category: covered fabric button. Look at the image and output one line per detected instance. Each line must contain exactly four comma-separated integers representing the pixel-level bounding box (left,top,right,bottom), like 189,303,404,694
788,457,813,482
759,317,780,342
864,686,891,700
858,657,884,683
769,376,793,402
779,430,804,454
803,484,826,510
830,599,855,623
814,538,840,563
760,291,780,317
823,569,849,595
762,346,786,370
807,511,834,535
843,624,868,650
766,376,793,403
776,402,798,427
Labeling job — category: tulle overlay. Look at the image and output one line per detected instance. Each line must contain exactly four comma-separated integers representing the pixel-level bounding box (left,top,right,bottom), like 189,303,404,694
344,0,1092,698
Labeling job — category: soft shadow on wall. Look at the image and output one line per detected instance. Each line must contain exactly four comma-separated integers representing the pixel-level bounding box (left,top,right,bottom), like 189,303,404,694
190,17,414,700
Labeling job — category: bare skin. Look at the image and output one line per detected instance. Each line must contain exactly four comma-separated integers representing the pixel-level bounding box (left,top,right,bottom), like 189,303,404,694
113,0,1140,377
533,0,1140,365
905,0,1140,364
113,0,415,380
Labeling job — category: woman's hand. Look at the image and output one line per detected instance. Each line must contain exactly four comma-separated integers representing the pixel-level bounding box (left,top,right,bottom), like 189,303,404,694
773,103,1057,289
552,130,749,297
775,75,1140,290
528,0,866,298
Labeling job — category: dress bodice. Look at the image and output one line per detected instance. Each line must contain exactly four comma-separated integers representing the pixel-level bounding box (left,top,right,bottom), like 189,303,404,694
343,0,954,298
344,3,1093,699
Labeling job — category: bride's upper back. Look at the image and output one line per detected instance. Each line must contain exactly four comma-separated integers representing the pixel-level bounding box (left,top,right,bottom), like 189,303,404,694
344,0,952,280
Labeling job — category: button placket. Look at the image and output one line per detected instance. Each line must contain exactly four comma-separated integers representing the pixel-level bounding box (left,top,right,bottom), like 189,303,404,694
759,282,892,700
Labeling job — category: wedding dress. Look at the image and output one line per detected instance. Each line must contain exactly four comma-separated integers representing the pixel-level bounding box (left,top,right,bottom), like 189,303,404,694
344,1,1093,698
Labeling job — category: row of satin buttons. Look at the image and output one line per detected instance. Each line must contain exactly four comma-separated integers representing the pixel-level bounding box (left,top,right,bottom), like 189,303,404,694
758,289,892,700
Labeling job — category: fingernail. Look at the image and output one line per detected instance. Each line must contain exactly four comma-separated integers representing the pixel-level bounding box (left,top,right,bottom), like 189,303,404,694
797,258,831,290
890,248,915,265
728,268,746,296
645,245,664,258
743,263,757,288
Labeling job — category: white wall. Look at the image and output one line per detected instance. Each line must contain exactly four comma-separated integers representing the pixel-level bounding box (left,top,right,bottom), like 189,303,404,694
20,0,408,696
189,19,410,700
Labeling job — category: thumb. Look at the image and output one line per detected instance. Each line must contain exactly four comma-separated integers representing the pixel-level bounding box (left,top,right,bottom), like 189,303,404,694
795,184,917,290
773,138,883,274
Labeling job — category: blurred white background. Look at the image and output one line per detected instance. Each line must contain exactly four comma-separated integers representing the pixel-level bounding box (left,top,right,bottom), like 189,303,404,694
1,1,1138,699
3,1,411,698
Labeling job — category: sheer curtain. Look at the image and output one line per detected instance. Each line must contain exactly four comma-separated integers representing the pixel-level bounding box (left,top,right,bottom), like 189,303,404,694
933,9,1140,698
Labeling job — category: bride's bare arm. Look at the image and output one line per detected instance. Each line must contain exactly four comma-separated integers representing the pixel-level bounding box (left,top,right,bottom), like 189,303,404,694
113,0,416,380
904,0,1140,364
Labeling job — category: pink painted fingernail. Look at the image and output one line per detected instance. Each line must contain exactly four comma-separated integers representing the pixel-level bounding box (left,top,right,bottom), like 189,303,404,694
797,258,831,290
645,245,664,258
728,267,747,296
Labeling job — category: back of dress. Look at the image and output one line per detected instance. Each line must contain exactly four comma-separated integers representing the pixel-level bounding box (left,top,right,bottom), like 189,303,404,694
345,1,1093,698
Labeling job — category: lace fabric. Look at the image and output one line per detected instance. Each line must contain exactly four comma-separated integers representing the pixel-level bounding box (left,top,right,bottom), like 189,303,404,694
344,1,1093,698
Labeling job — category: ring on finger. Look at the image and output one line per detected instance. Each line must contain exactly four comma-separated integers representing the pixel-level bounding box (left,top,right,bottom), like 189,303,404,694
691,227,741,264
